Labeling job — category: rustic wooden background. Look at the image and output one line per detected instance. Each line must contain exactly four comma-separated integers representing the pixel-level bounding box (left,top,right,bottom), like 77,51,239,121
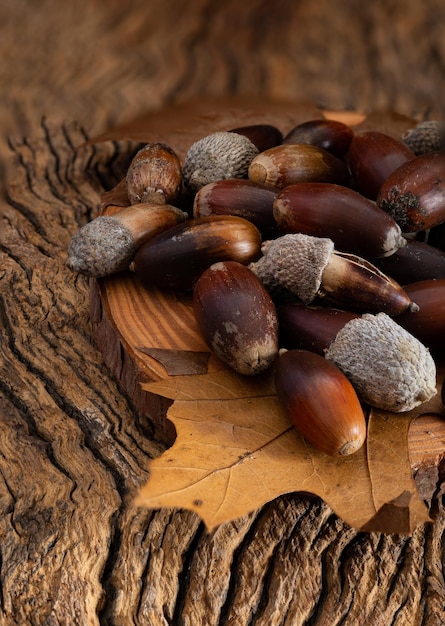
2,1,445,624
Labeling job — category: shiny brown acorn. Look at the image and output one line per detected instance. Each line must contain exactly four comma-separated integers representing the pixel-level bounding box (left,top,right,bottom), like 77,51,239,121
395,278,445,357
278,303,359,355
193,178,280,238
193,261,279,375
126,143,183,205
377,152,445,232
249,234,417,315
275,349,367,456
319,250,417,314
282,118,354,157
229,124,283,152
273,182,406,258
348,131,415,200
373,239,445,284
131,215,262,291
248,144,349,188
276,304,437,413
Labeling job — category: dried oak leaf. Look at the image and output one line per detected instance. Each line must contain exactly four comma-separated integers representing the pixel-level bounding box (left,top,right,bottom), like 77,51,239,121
136,367,445,535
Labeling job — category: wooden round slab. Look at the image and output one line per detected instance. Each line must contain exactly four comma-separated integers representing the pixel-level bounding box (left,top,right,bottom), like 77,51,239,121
88,97,445,497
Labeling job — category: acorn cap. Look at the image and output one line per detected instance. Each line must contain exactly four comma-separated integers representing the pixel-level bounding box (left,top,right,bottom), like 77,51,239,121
182,131,259,192
402,120,441,155
249,234,334,303
325,312,437,412
66,204,187,277
67,216,134,276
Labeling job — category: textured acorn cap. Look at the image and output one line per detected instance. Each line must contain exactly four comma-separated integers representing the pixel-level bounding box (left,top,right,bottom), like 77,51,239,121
182,131,259,192
66,216,136,277
325,312,437,412
249,233,335,303
66,204,188,278
402,120,441,155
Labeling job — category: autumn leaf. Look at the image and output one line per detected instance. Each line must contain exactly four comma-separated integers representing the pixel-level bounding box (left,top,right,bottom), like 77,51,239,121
136,367,444,534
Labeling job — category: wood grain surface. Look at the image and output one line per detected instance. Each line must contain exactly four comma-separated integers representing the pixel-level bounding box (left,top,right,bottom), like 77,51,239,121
2,1,445,624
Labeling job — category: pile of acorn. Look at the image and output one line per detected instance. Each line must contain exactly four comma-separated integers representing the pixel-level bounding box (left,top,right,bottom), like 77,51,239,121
67,116,445,457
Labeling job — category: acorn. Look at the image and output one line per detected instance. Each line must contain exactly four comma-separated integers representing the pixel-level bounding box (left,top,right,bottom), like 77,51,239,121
101,178,132,211
347,131,415,200
275,349,367,456
131,215,262,290
282,118,354,157
278,303,359,355
273,182,406,258
229,124,283,152
248,144,349,189
182,131,259,192
372,239,445,284
395,278,445,357
193,261,279,375
66,203,188,277
275,350,366,456
377,152,445,232
325,312,437,412
402,120,442,155
248,234,417,315
126,143,183,205
193,178,280,238
277,304,437,412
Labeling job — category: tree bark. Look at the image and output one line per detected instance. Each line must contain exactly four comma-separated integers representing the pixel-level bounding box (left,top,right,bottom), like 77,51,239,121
2,1,445,624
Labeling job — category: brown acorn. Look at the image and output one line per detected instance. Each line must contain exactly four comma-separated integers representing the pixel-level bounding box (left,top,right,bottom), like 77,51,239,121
248,144,349,188
66,203,187,277
377,152,445,232
372,239,445,284
273,182,406,258
249,234,417,315
278,303,359,355
348,131,415,200
275,349,367,456
282,118,354,157
193,178,280,238
126,143,183,205
229,124,283,152
276,304,437,413
395,278,445,357
132,215,262,291
193,261,279,375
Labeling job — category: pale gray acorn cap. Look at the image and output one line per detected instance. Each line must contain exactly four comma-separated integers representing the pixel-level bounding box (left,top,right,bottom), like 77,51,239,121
249,233,335,303
182,131,259,192
66,216,134,277
325,312,437,412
